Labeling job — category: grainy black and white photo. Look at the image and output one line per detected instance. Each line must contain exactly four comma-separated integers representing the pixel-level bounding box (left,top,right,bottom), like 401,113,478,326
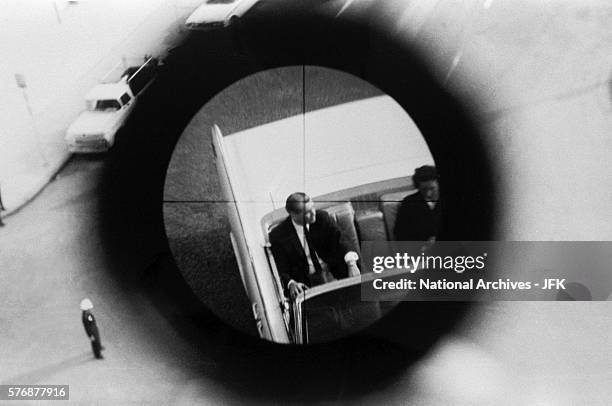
1,0,611,404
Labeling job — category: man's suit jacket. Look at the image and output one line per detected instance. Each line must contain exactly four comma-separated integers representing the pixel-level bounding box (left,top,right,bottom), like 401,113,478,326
269,210,349,291
394,191,441,241
82,310,100,340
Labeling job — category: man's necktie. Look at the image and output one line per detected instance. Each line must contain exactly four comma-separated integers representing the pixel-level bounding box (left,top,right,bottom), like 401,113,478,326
304,226,323,274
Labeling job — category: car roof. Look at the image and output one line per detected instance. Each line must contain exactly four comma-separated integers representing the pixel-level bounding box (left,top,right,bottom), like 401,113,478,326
85,82,127,101
222,95,434,209
185,1,236,24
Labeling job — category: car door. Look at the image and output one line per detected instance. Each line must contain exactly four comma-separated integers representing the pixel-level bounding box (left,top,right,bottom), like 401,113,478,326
211,124,273,340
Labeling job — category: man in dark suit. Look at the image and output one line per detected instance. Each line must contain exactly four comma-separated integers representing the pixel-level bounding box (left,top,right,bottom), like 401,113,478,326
394,165,441,243
270,192,360,300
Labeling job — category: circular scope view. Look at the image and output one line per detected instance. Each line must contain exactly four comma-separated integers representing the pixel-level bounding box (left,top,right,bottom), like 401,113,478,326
163,65,437,344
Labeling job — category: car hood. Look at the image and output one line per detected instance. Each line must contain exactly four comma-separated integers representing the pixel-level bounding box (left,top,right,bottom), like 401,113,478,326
66,111,119,138
186,3,235,24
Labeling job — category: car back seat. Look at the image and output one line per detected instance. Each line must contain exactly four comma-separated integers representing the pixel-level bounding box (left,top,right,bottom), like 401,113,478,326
380,190,415,239
324,202,361,257
355,209,387,242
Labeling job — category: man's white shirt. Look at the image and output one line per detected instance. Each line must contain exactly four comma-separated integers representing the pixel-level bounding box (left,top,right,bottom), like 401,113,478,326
288,219,359,288
291,219,319,276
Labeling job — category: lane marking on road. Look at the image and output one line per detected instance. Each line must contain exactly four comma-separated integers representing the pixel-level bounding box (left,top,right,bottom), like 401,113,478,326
445,50,464,83
336,0,357,18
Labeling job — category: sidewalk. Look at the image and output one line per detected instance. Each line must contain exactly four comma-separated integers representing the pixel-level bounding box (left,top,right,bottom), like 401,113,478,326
0,0,201,216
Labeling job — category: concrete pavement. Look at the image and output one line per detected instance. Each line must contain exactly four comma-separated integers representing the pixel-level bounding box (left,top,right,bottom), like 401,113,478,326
0,0,201,217
0,157,241,404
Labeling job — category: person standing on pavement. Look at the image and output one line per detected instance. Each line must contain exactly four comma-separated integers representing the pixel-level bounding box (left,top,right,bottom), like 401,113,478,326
80,298,104,359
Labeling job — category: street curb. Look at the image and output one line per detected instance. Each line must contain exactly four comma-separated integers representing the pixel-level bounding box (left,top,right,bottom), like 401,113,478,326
0,3,191,222
2,152,72,218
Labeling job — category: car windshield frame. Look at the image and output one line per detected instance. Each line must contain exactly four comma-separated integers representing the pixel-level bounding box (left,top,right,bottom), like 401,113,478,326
292,270,415,344
86,99,121,112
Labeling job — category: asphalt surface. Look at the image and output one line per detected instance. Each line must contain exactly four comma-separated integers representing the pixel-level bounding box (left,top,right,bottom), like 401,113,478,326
0,156,234,404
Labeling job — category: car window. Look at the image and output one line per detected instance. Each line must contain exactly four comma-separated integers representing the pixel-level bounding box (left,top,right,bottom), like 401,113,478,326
94,99,121,111
120,93,132,105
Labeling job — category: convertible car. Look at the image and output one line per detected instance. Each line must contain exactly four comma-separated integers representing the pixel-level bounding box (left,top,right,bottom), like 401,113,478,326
211,95,435,344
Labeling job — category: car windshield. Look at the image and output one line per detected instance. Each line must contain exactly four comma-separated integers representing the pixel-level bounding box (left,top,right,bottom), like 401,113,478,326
298,280,400,344
87,99,121,111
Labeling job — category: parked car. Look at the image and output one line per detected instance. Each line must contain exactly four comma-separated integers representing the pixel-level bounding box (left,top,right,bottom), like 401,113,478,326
211,95,435,344
185,0,259,30
65,56,157,153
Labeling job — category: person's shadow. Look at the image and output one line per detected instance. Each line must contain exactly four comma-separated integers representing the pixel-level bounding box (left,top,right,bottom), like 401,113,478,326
556,282,593,301
1,352,92,385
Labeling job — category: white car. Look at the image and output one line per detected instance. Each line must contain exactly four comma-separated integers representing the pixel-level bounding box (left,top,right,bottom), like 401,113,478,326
65,57,157,153
211,95,435,344
185,0,259,30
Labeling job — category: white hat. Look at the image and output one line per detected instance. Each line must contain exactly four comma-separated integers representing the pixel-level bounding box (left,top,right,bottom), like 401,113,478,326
80,298,93,311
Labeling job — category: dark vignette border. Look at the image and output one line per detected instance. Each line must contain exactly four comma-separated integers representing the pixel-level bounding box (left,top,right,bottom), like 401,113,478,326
97,6,496,402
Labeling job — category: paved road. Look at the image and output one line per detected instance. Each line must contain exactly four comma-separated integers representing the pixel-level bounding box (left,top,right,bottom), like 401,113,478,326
0,156,237,404
1,0,611,404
